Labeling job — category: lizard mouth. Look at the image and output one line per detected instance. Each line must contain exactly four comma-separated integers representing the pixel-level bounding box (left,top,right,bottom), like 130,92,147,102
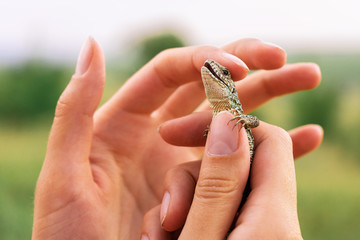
204,62,222,81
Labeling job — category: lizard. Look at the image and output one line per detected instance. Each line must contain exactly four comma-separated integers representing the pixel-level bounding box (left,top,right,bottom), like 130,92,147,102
201,59,259,162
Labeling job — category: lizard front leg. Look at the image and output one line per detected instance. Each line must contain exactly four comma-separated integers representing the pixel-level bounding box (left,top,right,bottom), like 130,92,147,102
231,114,260,129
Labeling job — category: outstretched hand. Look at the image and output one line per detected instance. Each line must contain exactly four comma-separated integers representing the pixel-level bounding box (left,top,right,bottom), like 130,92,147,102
32,37,322,239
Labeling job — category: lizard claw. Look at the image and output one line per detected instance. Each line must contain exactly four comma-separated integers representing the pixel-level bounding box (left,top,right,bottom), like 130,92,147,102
230,114,259,129
203,125,210,138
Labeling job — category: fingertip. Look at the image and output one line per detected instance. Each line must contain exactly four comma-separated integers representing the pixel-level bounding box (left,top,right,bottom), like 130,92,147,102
308,124,324,137
222,38,287,70
158,112,211,147
160,192,170,226
161,162,200,231
289,124,324,159
201,51,249,81
142,205,171,240
259,41,287,69
75,37,94,77
140,234,149,240
81,37,106,85
305,124,324,148
304,63,322,89
71,37,105,114
221,52,249,79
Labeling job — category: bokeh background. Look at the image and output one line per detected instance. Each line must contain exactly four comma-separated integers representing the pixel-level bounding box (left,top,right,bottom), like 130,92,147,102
1,0,359,239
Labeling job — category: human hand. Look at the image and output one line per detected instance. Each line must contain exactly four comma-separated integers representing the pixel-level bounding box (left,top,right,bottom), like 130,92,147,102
32,37,322,239
142,113,304,239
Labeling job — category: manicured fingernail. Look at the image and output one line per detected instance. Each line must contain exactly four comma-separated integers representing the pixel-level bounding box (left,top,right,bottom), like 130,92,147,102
160,191,170,225
140,234,149,240
262,41,285,52
75,36,94,76
222,52,249,71
207,111,239,156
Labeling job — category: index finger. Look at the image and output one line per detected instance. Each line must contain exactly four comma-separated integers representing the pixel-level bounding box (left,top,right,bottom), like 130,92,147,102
100,46,249,115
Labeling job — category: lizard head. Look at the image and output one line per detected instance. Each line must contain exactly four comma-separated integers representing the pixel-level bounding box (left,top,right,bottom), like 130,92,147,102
201,59,238,108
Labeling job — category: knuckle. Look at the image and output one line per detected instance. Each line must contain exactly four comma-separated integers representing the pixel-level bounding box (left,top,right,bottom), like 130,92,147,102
54,95,71,119
54,92,93,121
152,50,177,89
164,162,198,188
195,176,239,200
154,48,172,63
164,166,181,186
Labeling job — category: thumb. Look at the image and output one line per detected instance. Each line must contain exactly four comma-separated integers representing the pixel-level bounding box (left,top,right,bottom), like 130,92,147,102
45,37,105,172
179,111,251,239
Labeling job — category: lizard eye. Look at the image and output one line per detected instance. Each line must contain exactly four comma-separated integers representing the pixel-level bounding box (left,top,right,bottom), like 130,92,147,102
223,69,229,75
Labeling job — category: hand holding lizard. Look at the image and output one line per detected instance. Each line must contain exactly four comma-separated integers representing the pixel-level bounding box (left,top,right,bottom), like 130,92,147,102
142,114,303,240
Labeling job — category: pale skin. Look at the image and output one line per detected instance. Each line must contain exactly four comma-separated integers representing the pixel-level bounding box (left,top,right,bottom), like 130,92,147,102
32,38,323,240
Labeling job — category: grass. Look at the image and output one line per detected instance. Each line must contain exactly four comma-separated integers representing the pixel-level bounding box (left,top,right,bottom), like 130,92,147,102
296,142,360,239
0,122,50,240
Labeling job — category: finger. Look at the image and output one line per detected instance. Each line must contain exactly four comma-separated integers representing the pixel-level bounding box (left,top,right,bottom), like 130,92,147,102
158,112,211,147
221,38,287,70
151,81,206,120
289,124,323,159
237,62,321,113
160,160,201,231
45,37,105,171
179,112,250,239
142,205,172,240
159,113,322,159
248,122,296,199
229,123,302,238
154,39,287,120
100,46,248,117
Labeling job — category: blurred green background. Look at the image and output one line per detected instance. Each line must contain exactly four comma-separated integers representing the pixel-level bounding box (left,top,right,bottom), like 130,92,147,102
0,31,359,240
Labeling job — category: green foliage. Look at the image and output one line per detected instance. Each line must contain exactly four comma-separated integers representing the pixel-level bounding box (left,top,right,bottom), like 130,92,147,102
291,87,339,136
109,31,187,80
287,53,360,154
120,31,186,75
0,62,70,123
136,32,186,64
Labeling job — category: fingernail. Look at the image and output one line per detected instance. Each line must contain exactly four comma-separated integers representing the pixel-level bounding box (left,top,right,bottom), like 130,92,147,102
160,191,170,225
75,36,94,76
222,52,249,71
207,111,239,156
262,41,285,52
140,234,149,240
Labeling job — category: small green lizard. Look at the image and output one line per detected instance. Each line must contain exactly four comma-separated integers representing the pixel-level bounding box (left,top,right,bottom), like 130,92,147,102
201,59,259,161
201,59,260,223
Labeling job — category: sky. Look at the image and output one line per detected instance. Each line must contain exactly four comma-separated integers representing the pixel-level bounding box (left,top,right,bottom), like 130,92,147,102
0,0,360,64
